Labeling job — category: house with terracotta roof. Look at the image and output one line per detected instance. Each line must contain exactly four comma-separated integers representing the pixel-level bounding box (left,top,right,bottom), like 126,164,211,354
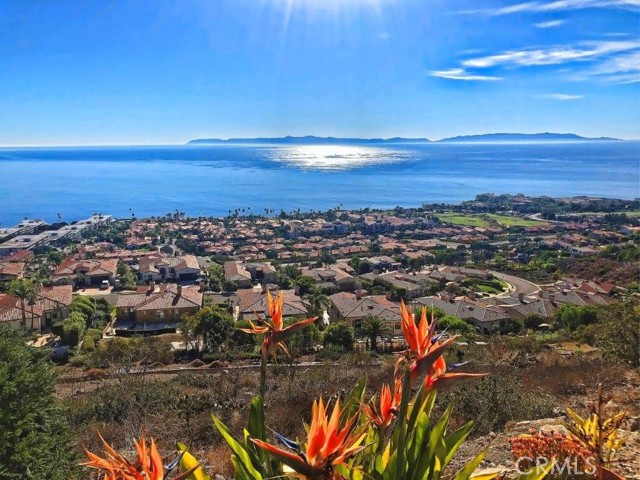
299,265,357,292
0,261,25,282
224,261,277,289
0,285,73,331
114,284,203,333
138,254,201,282
53,258,118,286
328,292,402,333
237,289,309,322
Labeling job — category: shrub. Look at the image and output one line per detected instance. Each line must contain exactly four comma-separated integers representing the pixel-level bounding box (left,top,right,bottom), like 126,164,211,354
0,324,77,478
314,344,343,361
595,299,640,367
323,321,354,351
438,373,555,435
438,315,473,332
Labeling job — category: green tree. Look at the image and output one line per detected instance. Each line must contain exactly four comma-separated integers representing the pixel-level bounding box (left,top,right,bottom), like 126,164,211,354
0,324,77,478
70,296,97,325
118,264,137,290
62,311,87,346
193,307,234,352
359,315,391,352
307,288,329,317
524,313,545,330
295,276,317,296
438,315,472,332
8,279,38,329
319,249,336,267
596,300,640,367
323,321,354,351
555,305,598,331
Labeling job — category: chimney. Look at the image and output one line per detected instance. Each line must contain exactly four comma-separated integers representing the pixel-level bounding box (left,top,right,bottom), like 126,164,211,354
148,281,155,294
263,283,270,294
518,292,525,303
177,285,182,297
549,294,555,303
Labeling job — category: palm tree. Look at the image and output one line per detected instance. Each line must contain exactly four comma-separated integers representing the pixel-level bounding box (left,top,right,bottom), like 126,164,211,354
307,288,329,318
9,279,38,329
360,315,391,352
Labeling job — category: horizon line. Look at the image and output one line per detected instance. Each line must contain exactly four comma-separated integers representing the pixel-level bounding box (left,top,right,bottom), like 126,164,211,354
1,133,639,148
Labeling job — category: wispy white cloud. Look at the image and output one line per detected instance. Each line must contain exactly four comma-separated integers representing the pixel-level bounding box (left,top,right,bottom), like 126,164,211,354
462,40,640,68
462,0,639,15
429,68,503,81
534,19,566,28
435,39,640,85
540,93,584,99
584,50,640,83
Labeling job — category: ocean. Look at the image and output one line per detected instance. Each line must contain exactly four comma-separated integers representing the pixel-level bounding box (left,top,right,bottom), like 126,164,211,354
0,142,638,225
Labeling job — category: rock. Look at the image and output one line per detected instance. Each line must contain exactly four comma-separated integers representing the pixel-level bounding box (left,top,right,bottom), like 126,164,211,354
540,424,567,435
628,416,640,432
471,467,507,478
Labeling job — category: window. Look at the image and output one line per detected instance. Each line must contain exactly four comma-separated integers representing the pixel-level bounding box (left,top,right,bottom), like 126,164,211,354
156,310,165,320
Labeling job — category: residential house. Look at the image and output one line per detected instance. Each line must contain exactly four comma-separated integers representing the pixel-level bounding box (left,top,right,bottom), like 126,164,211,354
501,298,558,322
237,288,309,322
0,285,73,331
224,261,277,288
359,272,423,298
299,265,357,292
53,258,118,286
223,261,253,288
115,284,203,333
328,292,402,334
0,261,25,282
415,296,511,333
139,254,201,282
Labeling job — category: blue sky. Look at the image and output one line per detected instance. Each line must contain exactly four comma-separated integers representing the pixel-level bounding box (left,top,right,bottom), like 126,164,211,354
1,0,639,145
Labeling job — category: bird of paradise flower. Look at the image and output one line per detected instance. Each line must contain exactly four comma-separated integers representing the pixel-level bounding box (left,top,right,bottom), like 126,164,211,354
398,301,486,388
240,290,317,397
82,434,198,480
252,397,366,480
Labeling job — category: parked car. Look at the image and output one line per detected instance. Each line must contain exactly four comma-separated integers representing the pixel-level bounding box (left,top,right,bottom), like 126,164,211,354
100,280,110,290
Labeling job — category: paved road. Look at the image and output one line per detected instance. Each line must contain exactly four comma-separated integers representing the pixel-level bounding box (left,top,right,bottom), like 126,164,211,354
490,271,540,296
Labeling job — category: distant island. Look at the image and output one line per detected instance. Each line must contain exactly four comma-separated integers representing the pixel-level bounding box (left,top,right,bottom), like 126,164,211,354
188,132,622,145
436,132,621,143
188,135,431,145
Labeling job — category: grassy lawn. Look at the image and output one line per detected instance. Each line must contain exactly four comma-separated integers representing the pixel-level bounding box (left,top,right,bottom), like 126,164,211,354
463,277,509,295
571,210,640,218
435,213,490,228
477,284,501,294
436,212,548,228
485,214,548,227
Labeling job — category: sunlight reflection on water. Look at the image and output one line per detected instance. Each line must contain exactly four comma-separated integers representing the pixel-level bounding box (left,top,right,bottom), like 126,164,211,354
267,145,412,170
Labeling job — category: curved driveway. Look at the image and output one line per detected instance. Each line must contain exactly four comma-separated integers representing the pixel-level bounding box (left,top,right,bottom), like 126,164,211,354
490,271,541,296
